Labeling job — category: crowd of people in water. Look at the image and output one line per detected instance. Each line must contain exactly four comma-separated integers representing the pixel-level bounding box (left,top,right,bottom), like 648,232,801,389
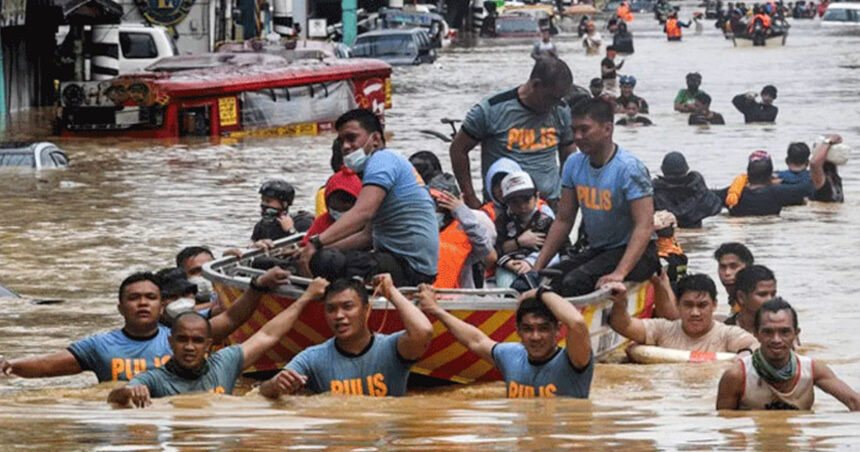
0,8,856,414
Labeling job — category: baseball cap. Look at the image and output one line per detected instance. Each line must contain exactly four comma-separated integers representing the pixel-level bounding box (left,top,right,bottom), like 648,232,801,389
501,172,536,201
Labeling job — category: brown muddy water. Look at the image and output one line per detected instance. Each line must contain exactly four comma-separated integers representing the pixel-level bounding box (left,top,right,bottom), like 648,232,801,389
0,7,859,450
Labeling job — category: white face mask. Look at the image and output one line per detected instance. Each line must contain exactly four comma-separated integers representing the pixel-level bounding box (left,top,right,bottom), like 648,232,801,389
188,276,213,301
329,209,343,221
343,149,368,173
165,297,196,322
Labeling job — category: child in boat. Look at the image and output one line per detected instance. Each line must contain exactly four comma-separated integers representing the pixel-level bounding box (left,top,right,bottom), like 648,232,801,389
301,169,363,247
493,172,564,288
252,179,313,244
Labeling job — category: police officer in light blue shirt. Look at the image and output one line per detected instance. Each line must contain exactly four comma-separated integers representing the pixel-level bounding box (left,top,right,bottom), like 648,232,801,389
419,285,593,398
260,275,433,398
297,109,439,287
534,98,659,297
108,273,317,407
1,268,281,383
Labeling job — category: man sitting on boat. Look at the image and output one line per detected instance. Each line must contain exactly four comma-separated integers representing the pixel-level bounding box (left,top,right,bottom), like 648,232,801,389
533,99,660,296
428,173,495,289
0,268,288,382
107,276,326,407
418,285,593,398
732,85,778,123
716,298,860,411
725,265,777,332
714,242,755,310
607,274,759,354
260,275,433,398
450,57,576,210
298,109,439,287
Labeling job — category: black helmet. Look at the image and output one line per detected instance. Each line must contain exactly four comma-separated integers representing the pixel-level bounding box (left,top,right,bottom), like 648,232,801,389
259,179,295,205
427,172,461,198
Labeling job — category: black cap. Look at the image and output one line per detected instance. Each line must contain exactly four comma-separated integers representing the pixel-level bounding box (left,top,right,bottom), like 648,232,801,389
761,85,777,98
590,77,603,87
259,179,295,204
661,151,690,178
686,72,702,82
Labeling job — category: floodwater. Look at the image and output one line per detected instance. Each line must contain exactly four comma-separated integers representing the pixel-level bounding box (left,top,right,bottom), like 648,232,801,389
1,5,860,449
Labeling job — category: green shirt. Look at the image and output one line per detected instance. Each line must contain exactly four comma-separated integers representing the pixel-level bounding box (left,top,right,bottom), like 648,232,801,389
674,89,707,106
128,345,244,397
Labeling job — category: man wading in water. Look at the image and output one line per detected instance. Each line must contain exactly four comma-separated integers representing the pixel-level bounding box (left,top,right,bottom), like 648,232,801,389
107,277,328,407
717,298,860,411
0,269,287,382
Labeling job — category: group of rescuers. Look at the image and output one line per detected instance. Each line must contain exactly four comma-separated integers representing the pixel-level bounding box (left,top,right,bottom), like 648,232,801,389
1,57,856,412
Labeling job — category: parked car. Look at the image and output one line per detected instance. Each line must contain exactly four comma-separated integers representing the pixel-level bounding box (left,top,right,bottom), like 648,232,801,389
0,142,69,169
351,29,437,65
821,3,860,26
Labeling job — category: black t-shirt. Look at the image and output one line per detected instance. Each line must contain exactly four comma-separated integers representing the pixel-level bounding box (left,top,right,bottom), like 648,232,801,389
615,116,653,126
601,57,617,80
616,94,649,114
813,163,844,203
731,94,778,123
688,112,725,125
715,184,809,216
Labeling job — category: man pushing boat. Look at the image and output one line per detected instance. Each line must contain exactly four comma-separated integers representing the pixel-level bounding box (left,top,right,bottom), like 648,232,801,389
418,284,593,398
260,274,433,398
107,277,329,407
0,268,288,382
716,298,860,411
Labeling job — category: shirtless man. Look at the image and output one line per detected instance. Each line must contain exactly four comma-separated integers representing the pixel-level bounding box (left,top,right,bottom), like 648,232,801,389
717,298,860,411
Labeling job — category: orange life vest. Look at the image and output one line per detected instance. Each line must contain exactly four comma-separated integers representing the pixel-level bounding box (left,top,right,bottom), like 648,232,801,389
617,4,634,22
434,220,473,289
749,13,771,32
666,18,682,38
480,202,497,222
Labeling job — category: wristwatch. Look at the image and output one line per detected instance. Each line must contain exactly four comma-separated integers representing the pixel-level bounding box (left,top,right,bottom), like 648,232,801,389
536,284,554,301
249,275,271,293
309,234,324,250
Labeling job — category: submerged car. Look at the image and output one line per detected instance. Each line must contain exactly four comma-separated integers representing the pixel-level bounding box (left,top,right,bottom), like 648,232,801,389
351,28,437,65
821,3,860,26
481,14,542,38
0,142,69,169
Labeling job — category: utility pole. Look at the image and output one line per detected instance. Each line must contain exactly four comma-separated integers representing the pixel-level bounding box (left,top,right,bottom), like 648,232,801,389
342,0,356,46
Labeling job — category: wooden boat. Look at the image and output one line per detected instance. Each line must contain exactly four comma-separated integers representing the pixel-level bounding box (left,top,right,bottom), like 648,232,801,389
56,52,391,139
732,31,788,47
203,236,655,383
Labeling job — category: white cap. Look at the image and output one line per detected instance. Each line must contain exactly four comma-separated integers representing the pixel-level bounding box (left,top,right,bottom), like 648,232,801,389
165,298,196,321
501,171,536,201
654,210,677,230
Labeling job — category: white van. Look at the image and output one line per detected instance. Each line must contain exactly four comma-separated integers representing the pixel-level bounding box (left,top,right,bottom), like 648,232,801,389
821,3,860,26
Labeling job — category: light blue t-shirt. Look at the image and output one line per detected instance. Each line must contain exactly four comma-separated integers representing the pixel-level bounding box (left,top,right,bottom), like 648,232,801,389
462,87,574,200
128,345,244,397
561,147,653,250
67,324,172,382
285,332,413,396
492,343,594,398
363,149,439,276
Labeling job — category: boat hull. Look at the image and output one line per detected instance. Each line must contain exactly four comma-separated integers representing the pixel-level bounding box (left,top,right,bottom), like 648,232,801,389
732,32,788,47
213,278,654,383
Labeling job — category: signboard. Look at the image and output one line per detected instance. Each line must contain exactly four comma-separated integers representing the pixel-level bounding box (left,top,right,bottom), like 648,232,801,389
307,18,327,38
1,0,26,27
134,0,196,27
218,97,238,127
